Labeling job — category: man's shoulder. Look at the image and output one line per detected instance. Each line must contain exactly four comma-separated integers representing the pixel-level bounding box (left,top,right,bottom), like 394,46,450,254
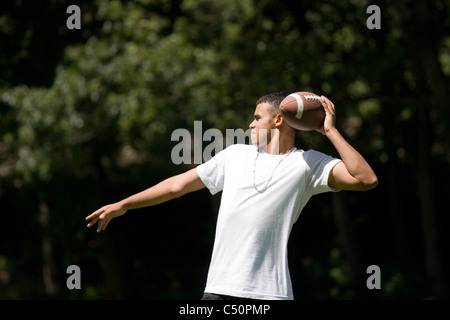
300,148,329,158
298,148,341,170
290,148,332,165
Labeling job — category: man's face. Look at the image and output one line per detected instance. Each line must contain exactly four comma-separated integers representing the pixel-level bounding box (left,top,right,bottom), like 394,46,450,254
249,102,278,148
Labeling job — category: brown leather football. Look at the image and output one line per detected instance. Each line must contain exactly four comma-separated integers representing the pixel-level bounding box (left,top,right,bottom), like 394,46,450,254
279,92,325,131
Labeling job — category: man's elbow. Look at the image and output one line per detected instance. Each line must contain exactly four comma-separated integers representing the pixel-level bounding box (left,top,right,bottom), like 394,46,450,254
168,169,204,199
360,174,378,191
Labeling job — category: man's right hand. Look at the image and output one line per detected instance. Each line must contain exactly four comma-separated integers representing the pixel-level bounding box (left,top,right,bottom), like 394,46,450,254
86,202,127,233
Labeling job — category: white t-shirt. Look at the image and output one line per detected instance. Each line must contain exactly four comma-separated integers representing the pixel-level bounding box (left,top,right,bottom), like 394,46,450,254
196,144,341,300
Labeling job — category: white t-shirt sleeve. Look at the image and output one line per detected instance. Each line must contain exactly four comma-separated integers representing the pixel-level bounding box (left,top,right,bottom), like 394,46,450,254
196,146,231,195
305,149,342,195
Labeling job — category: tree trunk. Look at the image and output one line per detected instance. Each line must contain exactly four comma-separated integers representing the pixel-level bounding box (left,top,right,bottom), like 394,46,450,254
400,0,449,300
332,192,365,295
416,106,448,299
39,197,58,297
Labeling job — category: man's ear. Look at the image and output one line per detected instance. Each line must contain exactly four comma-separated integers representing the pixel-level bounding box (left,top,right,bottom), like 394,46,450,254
274,113,284,128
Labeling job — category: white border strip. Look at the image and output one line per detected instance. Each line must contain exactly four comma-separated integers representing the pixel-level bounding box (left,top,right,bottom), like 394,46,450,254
288,93,303,119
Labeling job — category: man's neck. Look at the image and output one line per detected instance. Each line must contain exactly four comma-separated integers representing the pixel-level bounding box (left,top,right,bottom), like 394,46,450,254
265,133,295,155
256,127,295,155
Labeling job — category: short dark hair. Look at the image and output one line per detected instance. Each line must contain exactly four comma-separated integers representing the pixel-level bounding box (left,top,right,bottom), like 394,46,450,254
256,91,290,115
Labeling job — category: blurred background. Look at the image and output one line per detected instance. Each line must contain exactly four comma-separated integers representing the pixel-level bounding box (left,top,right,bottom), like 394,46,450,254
0,0,449,300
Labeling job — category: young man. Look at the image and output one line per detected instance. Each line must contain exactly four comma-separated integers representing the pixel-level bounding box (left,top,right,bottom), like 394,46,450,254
86,92,377,300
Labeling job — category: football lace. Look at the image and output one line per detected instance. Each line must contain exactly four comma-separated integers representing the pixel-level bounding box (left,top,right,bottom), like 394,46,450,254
304,95,320,101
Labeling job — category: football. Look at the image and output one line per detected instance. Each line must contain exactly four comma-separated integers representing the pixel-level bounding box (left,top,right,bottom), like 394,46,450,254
279,92,325,131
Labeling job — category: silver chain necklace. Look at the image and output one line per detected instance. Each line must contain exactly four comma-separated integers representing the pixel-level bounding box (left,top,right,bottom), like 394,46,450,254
252,147,295,193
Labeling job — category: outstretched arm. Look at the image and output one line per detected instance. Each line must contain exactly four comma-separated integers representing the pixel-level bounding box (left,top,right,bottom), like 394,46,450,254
317,96,378,191
86,168,205,232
